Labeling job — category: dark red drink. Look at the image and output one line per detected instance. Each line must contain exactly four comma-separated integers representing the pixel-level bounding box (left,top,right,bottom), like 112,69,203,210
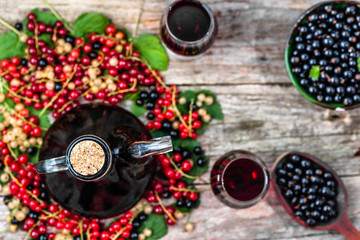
223,158,266,201
160,0,218,59
211,150,269,208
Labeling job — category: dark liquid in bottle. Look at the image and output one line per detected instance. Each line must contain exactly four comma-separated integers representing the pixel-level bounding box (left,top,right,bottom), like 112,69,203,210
168,1,210,41
39,104,156,218
161,0,217,57
223,159,265,201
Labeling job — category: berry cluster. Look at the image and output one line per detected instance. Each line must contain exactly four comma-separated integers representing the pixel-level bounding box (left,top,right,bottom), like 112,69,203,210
4,13,145,119
0,8,217,239
0,103,42,154
275,154,338,227
289,3,360,106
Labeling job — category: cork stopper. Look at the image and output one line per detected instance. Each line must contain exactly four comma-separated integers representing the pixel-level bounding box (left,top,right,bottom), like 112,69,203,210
69,140,105,176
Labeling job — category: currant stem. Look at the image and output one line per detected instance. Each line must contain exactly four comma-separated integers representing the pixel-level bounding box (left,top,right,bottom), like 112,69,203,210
154,190,176,222
0,17,21,36
40,0,74,34
132,0,144,40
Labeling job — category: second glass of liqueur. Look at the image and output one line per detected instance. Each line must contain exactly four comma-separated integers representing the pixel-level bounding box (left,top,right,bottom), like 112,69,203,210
160,0,218,59
211,150,270,208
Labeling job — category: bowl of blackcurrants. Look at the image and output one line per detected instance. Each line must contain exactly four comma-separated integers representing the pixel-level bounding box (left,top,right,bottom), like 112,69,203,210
286,1,360,110
272,152,360,239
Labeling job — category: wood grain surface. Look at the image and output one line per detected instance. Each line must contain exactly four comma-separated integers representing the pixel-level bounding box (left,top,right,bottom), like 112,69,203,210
1,0,360,239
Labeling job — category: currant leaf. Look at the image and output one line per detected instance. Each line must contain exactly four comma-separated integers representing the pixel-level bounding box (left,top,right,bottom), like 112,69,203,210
0,32,26,60
72,13,110,37
133,34,168,71
138,213,168,240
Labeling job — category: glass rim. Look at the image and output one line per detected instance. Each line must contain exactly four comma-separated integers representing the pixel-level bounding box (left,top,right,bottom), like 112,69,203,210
66,134,112,181
220,151,270,207
162,0,217,46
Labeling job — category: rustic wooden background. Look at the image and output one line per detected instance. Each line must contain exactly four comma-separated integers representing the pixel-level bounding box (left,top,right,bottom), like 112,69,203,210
1,0,360,239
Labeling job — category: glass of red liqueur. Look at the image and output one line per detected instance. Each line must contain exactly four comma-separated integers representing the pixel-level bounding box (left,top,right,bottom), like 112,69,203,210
160,0,218,59
211,150,270,208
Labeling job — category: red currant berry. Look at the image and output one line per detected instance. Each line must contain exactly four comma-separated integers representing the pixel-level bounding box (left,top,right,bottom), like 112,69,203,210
164,167,175,179
173,153,182,162
30,126,42,137
181,160,192,172
106,25,116,35
27,13,36,20
189,192,198,201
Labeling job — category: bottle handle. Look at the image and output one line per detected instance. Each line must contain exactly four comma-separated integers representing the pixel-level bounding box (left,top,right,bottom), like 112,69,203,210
35,156,69,174
128,136,173,159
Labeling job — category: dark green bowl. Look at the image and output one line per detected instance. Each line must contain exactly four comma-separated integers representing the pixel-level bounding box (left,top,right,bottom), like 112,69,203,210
285,0,360,110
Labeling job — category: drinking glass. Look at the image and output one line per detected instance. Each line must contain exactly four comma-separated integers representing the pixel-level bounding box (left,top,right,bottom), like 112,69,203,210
160,0,218,60
210,150,270,208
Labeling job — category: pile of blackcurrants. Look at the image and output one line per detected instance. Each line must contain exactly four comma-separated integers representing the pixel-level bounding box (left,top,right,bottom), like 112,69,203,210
289,3,360,107
274,154,338,227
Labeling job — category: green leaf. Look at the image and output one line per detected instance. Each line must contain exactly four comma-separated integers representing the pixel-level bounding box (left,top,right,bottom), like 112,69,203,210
23,9,58,36
179,90,196,101
172,139,200,150
151,130,168,139
138,213,168,240
132,103,147,117
0,81,15,109
72,13,110,37
29,107,51,131
133,34,168,71
38,34,55,48
203,101,223,120
357,57,360,72
28,148,40,164
309,65,320,80
0,32,27,60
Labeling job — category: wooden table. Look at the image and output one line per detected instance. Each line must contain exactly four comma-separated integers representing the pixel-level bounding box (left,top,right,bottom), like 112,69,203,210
1,0,360,239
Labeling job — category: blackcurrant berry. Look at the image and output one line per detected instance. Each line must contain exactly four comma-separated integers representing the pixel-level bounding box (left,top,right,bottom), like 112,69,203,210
14,22,23,30
20,58,28,66
89,51,97,59
169,130,178,138
145,101,155,110
186,201,194,208
196,157,206,167
135,99,143,106
39,235,49,240
65,35,75,44
193,146,203,155
27,147,37,155
149,91,159,100
93,42,101,50
162,190,172,199
176,199,186,207
54,83,62,92
138,213,147,222
38,58,47,68
132,220,141,229
181,149,191,159
139,91,149,99
146,112,155,120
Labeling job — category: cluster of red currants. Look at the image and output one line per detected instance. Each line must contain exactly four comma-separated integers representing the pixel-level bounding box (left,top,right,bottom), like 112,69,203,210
0,9,211,239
